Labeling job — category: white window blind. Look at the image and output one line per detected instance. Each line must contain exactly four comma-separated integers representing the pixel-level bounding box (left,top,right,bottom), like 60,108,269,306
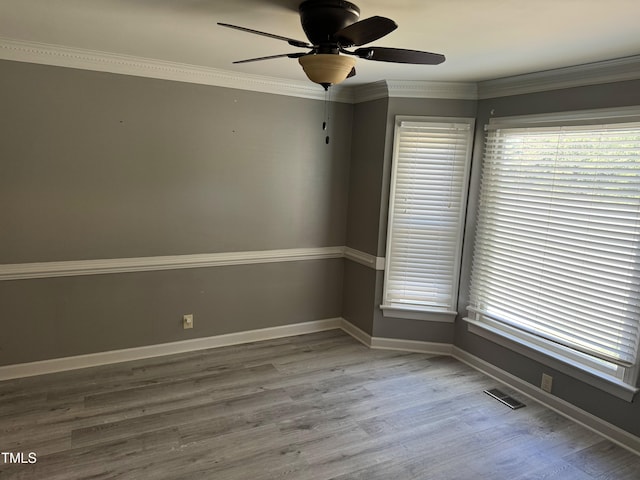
383,117,474,314
469,115,640,373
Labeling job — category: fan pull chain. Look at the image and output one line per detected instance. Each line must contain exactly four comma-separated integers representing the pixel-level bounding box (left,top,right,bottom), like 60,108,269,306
323,87,331,144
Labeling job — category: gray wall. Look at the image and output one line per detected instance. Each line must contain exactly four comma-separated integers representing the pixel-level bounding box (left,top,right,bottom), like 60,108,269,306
0,61,351,263
345,98,388,257
0,59,351,365
456,78,640,438
341,98,387,335
2,57,638,439
0,260,344,365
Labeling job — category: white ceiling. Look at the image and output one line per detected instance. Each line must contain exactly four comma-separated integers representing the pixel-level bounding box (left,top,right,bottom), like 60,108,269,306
1,0,640,86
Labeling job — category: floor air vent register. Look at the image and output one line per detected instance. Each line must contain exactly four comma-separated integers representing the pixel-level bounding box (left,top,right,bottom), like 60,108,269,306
484,388,526,410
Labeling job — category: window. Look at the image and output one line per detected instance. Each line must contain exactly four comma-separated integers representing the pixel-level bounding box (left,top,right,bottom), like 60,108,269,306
467,107,640,392
382,116,474,320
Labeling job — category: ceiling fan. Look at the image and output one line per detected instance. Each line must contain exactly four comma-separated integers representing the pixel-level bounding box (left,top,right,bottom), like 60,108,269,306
218,0,445,90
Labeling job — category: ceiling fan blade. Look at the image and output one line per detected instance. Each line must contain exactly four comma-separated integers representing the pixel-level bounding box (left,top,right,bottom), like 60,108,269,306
233,52,308,64
218,23,313,48
353,47,445,65
334,16,397,47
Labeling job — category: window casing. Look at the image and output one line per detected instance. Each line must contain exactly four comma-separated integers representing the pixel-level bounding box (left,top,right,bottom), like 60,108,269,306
467,107,640,393
383,116,474,320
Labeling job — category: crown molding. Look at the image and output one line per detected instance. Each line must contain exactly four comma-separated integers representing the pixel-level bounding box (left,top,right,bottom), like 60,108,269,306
0,38,472,104
3,37,639,104
352,80,389,103
386,80,478,100
0,37,355,103
351,80,478,103
478,55,640,99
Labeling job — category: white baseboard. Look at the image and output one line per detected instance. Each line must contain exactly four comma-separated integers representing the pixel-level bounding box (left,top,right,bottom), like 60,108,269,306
0,318,342,381
339,319,373,347
339,319,453,356
452,347,640,456
371,337,453,356
0,318,448,381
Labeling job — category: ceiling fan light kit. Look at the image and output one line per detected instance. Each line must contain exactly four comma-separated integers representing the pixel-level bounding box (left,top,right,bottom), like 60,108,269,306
219,0,445,89
298,54,356,89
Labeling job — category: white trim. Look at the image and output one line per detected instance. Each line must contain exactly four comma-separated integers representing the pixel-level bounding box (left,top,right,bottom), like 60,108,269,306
352,80,478,104
352,80,389,103
343,247,385,270
0,318,342,381
386,80,478,100
0,247,345,281
0,246,386,281
478,55,640,99
3,37,640,103
0,37,354,104
465,319,638,402
487,105,640,128
339,319,453,355
380,306,457,322
339,319,373,348
1,317,449,381
452,347,640,456
370,337,453,356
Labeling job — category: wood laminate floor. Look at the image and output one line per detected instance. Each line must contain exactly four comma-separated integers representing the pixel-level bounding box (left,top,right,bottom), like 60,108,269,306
1,329,638,479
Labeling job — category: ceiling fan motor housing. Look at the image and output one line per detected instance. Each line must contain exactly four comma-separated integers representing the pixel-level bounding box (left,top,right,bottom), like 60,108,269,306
299,0,360,46
219,0,445,88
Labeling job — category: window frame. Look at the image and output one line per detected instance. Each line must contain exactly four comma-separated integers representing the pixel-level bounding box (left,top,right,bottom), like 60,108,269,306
382,115,475,322
466,106,640,400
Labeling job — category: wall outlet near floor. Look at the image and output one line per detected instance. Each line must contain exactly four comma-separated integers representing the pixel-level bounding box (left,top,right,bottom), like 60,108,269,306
183,314,194,329
541,373,553,393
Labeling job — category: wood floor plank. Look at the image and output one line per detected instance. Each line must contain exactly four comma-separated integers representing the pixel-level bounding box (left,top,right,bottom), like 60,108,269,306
1,329,638,479
70,387,292,448
564,441,640,477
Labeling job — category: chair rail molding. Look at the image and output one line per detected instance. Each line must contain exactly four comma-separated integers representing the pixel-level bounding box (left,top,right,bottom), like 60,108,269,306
0,247,346,281
0,246,387,281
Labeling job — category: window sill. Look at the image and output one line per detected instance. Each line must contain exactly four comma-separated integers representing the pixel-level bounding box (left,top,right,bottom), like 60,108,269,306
380,305,456,322
464,317,639,402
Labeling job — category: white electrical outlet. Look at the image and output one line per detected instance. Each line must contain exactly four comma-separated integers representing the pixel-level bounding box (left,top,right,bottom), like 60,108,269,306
541,373,553,393
183,314,194,329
